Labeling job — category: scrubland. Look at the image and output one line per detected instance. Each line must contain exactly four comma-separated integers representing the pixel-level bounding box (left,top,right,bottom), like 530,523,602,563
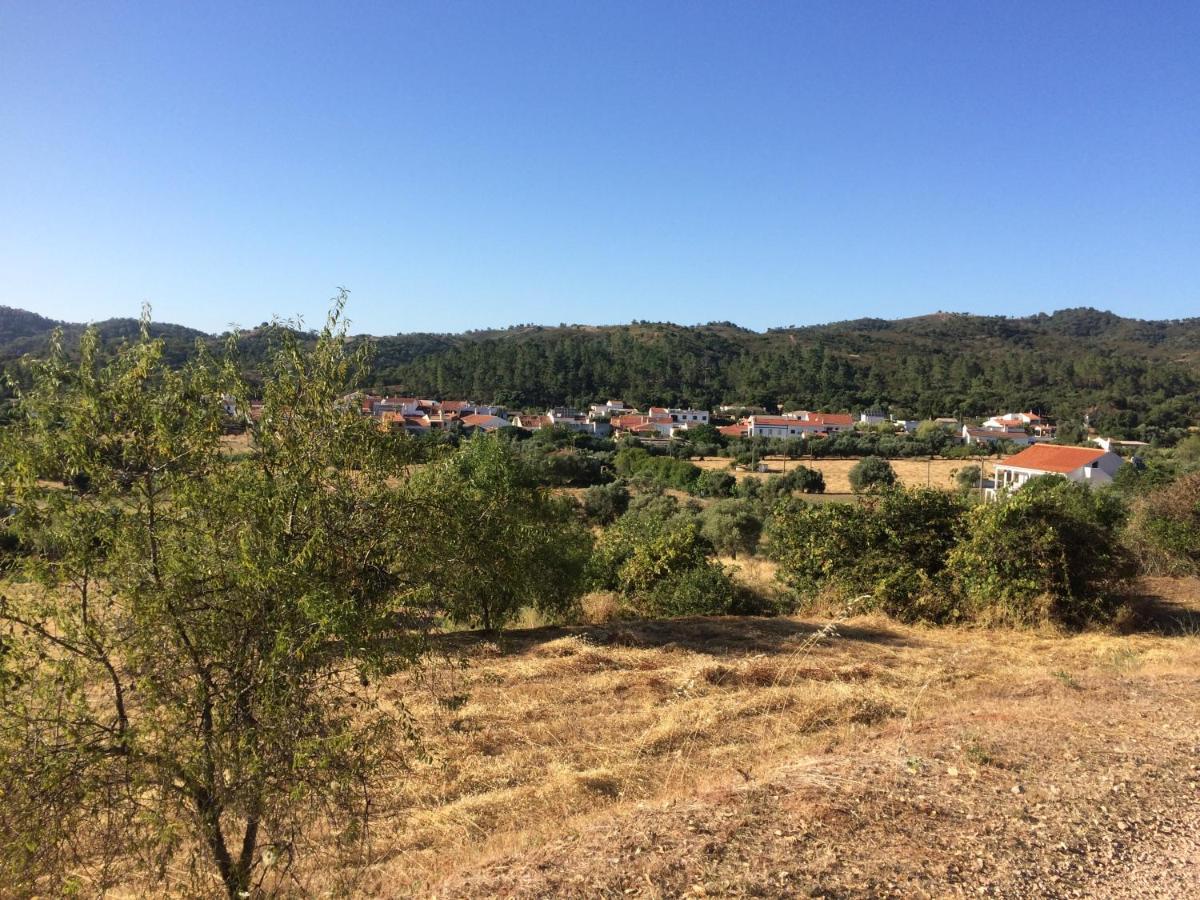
286,576,1200,899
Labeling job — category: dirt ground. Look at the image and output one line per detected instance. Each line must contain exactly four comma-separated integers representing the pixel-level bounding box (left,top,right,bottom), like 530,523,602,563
277,576,1200,898
692,456,995,494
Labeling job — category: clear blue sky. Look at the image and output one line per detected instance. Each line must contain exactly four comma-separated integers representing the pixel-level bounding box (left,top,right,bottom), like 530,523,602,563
2,1,1197,334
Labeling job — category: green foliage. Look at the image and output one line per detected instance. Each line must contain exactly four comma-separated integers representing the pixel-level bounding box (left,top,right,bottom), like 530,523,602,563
848,456,897,493
699,499,764,559
947,477,1134,628
955,464,983,493
9,306,1200,439
409,435,592,630
1125,472,1200,575
0,301,425,896
766,488,965,622
613,446,701,491
695,468,736,498
588,506,737,617
582,480,631,524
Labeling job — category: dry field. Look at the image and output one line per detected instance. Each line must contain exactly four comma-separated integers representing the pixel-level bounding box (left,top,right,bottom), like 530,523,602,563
271,576,1200,898
692,455,995,494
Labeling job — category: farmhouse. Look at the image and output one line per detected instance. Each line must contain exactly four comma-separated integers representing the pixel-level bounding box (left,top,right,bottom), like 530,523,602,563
988,444,1124,500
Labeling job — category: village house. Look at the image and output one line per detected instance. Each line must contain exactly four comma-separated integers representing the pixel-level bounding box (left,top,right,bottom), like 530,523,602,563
962,425,1035,447
782,411,856,433
983,411,1056,438
510,413,552,429
588,400,637,420
745,415,824,439
988,444,1124,500
666,408,710,426
459,413,510,432
859,408,887,425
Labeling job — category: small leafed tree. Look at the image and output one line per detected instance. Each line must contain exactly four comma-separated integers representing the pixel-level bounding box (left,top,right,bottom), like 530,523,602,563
408,434,593,631
848,456,897,493
0,301,429,896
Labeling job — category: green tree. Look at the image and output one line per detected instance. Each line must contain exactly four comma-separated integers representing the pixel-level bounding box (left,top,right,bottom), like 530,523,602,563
582,480,631,524
955,464,983,493
699,499,764,559
848,456,897,493
410,435,593,631
0,304,428,896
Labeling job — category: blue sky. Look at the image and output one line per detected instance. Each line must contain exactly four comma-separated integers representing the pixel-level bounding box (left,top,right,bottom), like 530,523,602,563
2,1,1197,334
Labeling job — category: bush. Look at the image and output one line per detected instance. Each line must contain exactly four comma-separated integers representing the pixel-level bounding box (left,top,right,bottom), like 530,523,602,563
588,505,738,617
946,477,1133,629
849,456,897,493
1125,472,1200,574
614,446,701,491
765,488,965,621
695,468,736,498
582,480,631,524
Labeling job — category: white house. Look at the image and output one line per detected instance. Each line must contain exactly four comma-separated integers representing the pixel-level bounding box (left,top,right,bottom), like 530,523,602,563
667,408,710,426
988,444,1124,500
589,400,637,420
745,415,823,439
859,409,887,426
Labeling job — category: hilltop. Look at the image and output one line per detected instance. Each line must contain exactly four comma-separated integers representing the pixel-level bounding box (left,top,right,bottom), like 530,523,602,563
3,305,1200,434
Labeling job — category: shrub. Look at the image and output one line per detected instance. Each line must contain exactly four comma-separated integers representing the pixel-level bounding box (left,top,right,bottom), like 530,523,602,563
614,446,701,491
588,505,737,616
1125,472,1200,574
766,488,966,622
695,468,736,498
947,477,1133,628
849,456,897,493
582,480,631,524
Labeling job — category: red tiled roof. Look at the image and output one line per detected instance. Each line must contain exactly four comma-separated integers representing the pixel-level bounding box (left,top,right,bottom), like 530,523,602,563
717,424,747,436
810,413,854,426
998,444,1107,473
750,416,815,427
460,413,507,429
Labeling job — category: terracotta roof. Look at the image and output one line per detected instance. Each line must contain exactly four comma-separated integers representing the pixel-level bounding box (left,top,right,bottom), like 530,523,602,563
460,413,507,429
717,424,747,436
998,444,1107,473
810,413,854,427
750,416,815,427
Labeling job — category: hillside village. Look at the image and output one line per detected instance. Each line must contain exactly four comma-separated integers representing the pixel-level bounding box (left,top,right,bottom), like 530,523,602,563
306,393,1151,497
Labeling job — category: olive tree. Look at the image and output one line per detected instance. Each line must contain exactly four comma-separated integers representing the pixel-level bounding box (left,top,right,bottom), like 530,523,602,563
0,302,430,896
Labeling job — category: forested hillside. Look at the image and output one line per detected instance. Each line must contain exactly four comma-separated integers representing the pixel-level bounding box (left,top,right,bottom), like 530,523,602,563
3,305,1199,435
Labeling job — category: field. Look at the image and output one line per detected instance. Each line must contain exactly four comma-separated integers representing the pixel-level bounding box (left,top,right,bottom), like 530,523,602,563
692,455,994,494
280,575,1200,898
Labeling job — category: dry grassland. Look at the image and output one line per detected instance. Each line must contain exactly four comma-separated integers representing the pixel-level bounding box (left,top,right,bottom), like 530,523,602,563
692,455,995,494
279,576,1200,898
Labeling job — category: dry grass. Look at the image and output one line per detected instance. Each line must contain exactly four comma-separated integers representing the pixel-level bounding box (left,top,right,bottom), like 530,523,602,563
272,577,1200,897
692,455,995,493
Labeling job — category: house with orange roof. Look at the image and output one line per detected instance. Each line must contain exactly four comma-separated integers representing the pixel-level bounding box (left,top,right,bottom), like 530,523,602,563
459,413,510,432
988,444,1123,500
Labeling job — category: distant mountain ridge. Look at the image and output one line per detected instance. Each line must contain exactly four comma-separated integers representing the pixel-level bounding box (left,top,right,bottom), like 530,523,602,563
2,305,1199,435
